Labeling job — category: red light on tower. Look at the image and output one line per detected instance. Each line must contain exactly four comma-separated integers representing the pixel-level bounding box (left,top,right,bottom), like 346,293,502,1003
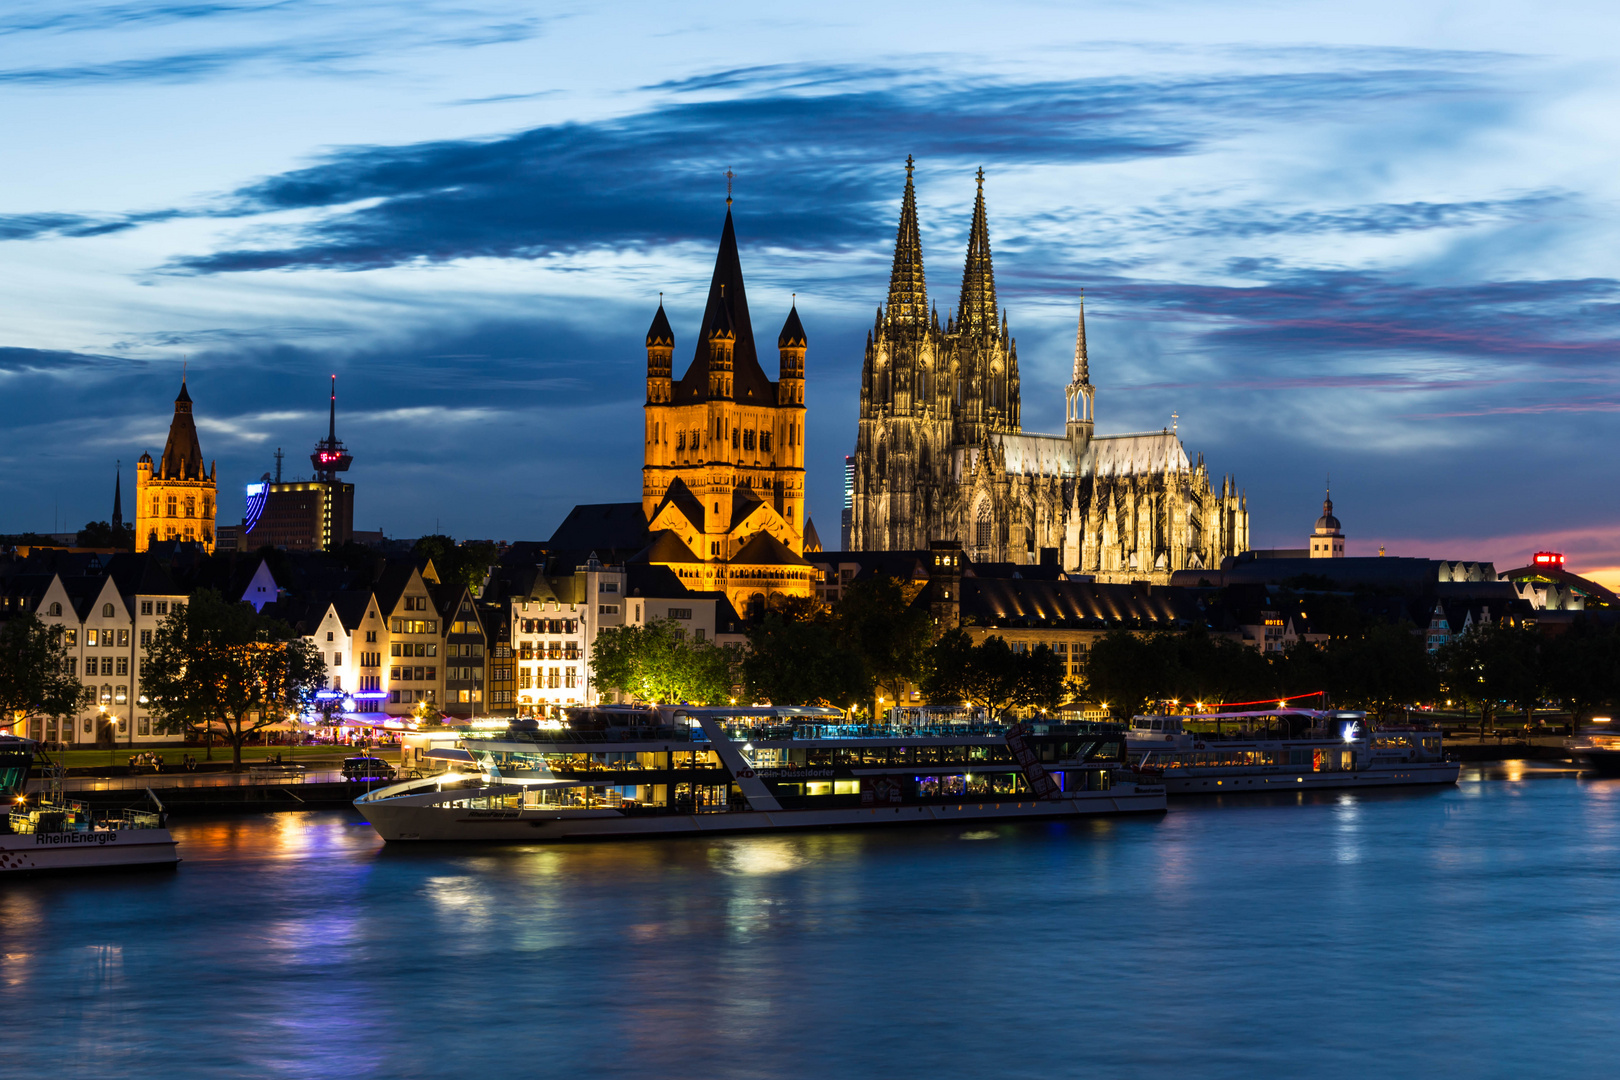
1532,551,1564,566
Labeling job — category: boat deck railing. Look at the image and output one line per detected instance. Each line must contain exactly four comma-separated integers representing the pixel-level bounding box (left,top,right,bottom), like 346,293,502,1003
471,720,1122,747
7,802,162,835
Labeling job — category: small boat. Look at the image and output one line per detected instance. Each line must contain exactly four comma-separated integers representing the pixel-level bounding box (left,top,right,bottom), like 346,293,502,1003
1569,732,1620,775
1126,709,1460,794
355,705,1166,843
1,736,180,876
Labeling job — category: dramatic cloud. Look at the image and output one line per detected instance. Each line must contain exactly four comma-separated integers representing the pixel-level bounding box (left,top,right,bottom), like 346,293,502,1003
163,62,1491,273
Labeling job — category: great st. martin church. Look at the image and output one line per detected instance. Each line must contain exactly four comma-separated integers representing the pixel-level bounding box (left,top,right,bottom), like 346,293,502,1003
849,161,1248,583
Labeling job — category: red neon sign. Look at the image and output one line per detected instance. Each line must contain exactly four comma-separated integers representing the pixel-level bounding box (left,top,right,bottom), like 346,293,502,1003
1532,551,1564,566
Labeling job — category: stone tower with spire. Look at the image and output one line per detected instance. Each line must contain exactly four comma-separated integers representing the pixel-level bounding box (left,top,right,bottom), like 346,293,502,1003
135,378,217,553
640,197,815,615
848,160,1248,581
852,155,954,551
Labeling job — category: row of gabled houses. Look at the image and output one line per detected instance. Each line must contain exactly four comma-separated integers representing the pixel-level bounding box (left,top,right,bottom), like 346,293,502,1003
0,535,751,747
4,526,1605,747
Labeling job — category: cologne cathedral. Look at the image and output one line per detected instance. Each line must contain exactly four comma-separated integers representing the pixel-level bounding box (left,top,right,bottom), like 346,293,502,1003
849,161,1248,584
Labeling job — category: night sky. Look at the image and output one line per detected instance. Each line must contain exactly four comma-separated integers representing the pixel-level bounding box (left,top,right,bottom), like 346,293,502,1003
3,2,1616,585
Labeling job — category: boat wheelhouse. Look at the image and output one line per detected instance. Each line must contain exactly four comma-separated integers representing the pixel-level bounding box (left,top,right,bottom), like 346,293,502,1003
1126,709,1458,794
354,705,1165,842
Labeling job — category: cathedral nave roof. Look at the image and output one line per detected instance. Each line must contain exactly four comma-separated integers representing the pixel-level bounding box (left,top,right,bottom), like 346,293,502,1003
1091,432,1191,478
989,433,1076,478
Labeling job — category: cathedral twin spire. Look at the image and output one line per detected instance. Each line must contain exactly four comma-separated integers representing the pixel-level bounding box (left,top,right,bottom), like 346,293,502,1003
882,161,1007,337
886,156,928,326
956,168,999,338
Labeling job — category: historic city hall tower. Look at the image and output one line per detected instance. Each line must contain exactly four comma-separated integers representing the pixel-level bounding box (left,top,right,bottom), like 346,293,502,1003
135,378,217,553
641,199,815,616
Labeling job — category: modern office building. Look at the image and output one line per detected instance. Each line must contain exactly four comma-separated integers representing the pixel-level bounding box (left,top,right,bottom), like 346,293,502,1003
242,377,356,551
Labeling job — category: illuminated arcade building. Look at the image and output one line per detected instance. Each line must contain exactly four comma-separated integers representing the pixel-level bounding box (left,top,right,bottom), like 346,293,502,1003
135,378,217,553
242,377,357,551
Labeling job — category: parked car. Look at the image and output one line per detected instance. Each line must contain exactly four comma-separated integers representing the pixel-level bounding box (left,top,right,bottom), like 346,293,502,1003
342,756,396,782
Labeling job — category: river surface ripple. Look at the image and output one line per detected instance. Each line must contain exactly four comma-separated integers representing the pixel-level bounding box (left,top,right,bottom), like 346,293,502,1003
3,763,1618,1080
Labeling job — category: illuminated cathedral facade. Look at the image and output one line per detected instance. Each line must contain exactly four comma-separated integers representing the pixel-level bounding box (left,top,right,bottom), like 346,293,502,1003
849,161,1248,583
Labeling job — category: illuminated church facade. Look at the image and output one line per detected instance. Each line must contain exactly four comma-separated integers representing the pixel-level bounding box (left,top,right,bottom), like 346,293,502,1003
640,202,817,615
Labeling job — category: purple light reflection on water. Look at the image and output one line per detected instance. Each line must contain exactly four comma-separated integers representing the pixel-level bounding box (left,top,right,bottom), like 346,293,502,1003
3,774,1620,1079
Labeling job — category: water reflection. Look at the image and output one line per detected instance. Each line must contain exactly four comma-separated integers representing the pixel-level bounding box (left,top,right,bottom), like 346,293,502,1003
3,791,1620,1078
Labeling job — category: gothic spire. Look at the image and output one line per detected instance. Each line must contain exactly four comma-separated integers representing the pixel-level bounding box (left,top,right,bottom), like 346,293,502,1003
957,167,998,337
886,155,926,325
111,462,123,530
1073,292,1090,385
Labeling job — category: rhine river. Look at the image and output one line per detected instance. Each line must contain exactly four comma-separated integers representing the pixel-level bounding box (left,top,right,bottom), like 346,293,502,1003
5,763,1619,1079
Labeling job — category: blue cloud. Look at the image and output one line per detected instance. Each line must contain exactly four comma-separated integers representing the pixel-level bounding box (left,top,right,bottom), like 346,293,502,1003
161,61,1491,273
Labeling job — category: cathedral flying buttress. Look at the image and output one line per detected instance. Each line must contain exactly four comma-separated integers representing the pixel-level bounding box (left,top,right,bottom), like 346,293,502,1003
849,160,1248,584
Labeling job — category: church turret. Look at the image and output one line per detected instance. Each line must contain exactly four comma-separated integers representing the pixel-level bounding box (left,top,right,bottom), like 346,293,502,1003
111,463,123,531
1310,485,1345,558
645,298,674,404
136,377,217,553
1065,293,1095,448
777,301,805,405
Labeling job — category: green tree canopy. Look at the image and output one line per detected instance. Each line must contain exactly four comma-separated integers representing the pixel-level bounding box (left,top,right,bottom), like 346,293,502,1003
1543,618,1620,722
76,519,135,549
591,619,738,705
412,534,501,592
834,576,933,709
0,613,92,732
743,605,871,707
921,630,1065,722
1435,622,1530,729
142,589,326,769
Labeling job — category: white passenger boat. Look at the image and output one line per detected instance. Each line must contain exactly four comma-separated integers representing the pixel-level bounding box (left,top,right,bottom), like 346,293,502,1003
1126,709,1459,794
1,736,179,876
355,706,1166,842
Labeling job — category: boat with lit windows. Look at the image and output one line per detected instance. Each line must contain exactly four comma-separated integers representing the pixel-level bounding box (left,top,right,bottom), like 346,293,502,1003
1125,709,1459,794
354,706,1165,842
0,736,180,876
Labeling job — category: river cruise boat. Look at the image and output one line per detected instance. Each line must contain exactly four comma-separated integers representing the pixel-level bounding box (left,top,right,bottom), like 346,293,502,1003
0,736,179,876
1126,709,1459,794
354,706,1165,842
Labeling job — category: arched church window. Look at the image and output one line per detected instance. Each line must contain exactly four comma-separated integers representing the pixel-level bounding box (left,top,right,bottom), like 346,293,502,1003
976,513,991,549
876,442,886,476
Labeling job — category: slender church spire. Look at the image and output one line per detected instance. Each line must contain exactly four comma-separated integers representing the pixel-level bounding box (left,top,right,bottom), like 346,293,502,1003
1072,291,1090,385
957,167,998,336
111,462,123,530
886,155,927,325
1065,292,1095,441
